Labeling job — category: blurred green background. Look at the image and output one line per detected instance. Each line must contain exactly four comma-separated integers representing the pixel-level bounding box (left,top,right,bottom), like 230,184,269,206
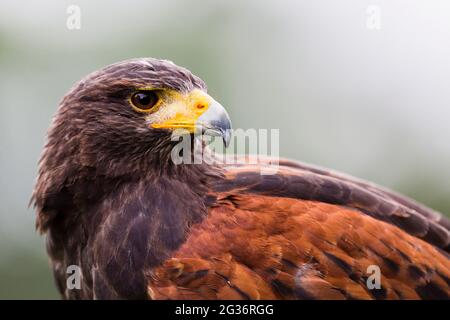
0,0,449,299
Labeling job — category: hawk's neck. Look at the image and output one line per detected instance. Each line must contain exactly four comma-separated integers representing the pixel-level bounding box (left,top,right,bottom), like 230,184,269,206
45,161,223,299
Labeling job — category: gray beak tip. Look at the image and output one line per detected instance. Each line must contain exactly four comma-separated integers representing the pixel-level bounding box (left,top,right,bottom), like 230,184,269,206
222,129,232,147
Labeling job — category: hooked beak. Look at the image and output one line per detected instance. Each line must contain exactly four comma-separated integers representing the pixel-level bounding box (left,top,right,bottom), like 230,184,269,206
150,90,232,147
196,99,232,147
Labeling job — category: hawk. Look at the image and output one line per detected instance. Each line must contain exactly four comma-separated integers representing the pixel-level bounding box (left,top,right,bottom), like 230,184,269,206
32,58,450,300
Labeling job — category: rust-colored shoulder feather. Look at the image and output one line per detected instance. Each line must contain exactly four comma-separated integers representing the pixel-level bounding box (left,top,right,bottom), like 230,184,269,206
147,161,450,300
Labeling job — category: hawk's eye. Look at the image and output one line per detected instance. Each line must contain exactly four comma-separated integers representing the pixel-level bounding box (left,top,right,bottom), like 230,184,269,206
131,91,159,112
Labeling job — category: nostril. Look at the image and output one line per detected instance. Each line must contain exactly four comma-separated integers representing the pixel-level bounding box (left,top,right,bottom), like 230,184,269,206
196,104,206,110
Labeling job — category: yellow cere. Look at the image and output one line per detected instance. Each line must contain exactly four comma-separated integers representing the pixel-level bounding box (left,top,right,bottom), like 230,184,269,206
146,88,212,133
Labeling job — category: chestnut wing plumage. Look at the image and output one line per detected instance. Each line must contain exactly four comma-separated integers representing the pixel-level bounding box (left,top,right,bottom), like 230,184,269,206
147,161,450,300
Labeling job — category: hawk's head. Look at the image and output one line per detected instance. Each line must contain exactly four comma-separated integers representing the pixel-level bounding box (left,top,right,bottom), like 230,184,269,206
41,58,231,176
33,58,231,231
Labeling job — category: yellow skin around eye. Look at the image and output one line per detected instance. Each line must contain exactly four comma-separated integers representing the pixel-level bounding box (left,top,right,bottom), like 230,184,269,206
137,88,212,133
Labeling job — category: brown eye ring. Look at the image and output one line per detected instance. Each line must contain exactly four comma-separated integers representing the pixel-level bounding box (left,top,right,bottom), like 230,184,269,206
130,91,159,112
